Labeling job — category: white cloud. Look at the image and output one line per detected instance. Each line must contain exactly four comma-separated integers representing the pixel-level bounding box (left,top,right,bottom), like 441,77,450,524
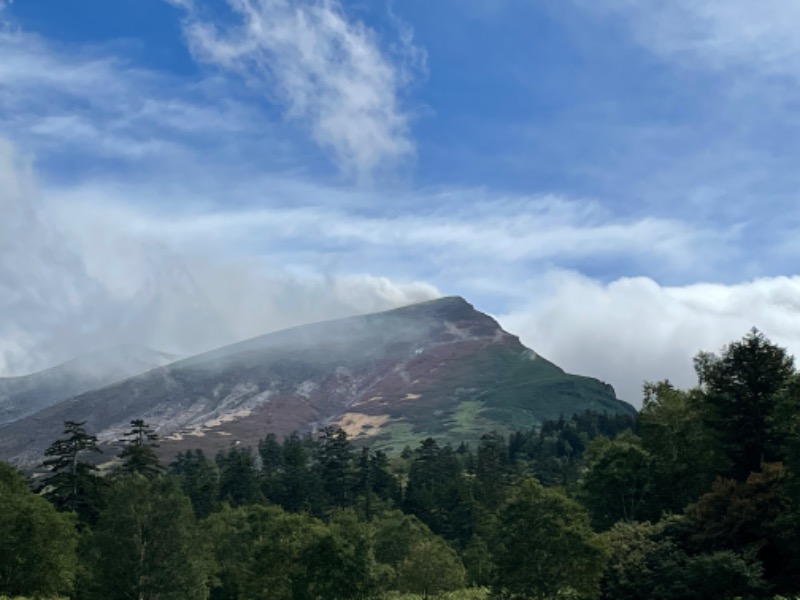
172,0,421,180
53,187,727,277
0,28,273,168
589,0,800,78
0,138,440,376
499,272,800,406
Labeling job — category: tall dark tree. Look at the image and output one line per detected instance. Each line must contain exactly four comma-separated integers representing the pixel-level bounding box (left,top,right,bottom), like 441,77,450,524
281,433,314,512
695,329,795,479
475,431,511,510
116,419,163,478
258,433,284,503
369,449,401,504
170,449,220,518
315,427,355,511
404,438,474,544
216,445,261,507
40,420,104,523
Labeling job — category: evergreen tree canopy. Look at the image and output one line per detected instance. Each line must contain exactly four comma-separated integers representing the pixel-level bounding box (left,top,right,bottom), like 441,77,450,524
695,329,795,479
116,419,163,478
40,419,104,523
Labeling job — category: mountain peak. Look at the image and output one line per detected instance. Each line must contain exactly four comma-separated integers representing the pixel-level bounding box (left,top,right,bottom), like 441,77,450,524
0,297,633,465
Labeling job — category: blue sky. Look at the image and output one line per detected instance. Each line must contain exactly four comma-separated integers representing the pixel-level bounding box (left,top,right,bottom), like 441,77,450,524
2,0,800,403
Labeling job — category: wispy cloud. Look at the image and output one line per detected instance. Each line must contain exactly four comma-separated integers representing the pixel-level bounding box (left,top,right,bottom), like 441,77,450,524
0,138,440,375
3,0,800,407
171,0,423,180
0,27,276,172
588,0,800,78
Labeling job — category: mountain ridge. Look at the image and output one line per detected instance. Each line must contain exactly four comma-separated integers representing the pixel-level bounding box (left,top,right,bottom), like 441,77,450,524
0,296,634,465
0,345,177,427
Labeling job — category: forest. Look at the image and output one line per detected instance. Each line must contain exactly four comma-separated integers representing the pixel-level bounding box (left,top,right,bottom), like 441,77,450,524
2,329,800,600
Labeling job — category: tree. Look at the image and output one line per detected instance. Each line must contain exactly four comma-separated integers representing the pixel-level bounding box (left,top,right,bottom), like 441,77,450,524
493,478,608,600
170,449,220,518
116,419,163,478
600,520,766,600
474,431,511,510
281,433,314,512
258,433,284,503
372,510,432,570
686,463,793,588
40,420,104,523
302,509,380,599
404,439,475,544
315,427,355,511
205,504,325,600
639,381,719,514
0,461,78,598
396,538,466,599
87,475,208,600
695,329,795,479
216,445,261,507
581,434,653,530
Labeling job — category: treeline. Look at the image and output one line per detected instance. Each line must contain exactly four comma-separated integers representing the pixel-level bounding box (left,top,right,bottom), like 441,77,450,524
2,329,800,600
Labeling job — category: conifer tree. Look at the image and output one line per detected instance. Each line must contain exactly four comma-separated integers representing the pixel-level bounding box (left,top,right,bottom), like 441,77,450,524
40,420,104,523
116,419,163,478
170,449,220,518
695,329,795,479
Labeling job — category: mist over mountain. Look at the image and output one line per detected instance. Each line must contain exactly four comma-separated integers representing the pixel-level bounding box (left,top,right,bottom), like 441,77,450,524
0,297,633,466
0,345,176,427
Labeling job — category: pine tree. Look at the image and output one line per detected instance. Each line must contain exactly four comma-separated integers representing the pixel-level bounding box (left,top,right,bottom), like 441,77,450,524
170,449,220,518
116,419,163,478
316,427,355,510
216,445,260,506
695,329,795,479
40,420,104,523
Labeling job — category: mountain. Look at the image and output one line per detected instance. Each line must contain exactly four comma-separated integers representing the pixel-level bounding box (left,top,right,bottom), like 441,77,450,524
0,297,634,466
0,345,177,427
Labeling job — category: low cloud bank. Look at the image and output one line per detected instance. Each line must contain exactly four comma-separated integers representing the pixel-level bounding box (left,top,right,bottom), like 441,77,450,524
500,272,800,406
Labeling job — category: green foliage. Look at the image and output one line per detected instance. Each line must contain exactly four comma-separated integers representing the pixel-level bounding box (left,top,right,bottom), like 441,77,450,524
0,462,78,598
20,329,800,599
383,591,489,600
303,509,380,599
600,519,767,600
169,449,220,518
205,504,329,600
462,535,495,588
639,381,719,514
492,478,608,600
404,438,475,544
396,538,466,599
372,510,433,568
86,475,208,600
695,329,795,480
39,420,104,523
115,419,163,478
581,434,653,530
216,445,262,507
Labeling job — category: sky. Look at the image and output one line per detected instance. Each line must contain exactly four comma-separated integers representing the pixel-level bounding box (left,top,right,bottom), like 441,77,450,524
2,0,800,405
